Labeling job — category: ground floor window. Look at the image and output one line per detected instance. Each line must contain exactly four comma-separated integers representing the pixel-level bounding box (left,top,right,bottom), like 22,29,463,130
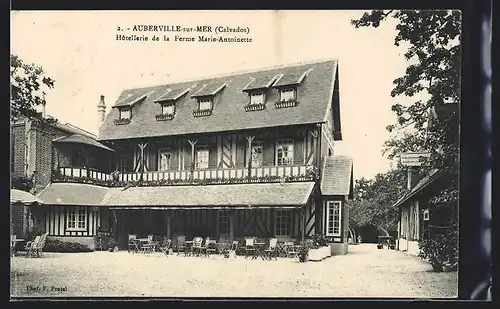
67,206,87,231
218,211,230,235
326,201,341,237
275,210,293,236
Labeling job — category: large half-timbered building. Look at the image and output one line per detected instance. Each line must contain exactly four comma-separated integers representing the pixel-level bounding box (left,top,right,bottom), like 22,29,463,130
36,59,354,252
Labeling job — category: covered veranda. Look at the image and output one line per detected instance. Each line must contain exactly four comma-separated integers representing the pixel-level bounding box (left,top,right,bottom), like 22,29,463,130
103,182,317,249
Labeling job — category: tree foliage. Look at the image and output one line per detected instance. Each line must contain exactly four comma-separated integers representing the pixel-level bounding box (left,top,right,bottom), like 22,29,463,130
348,167,408,236
10,54,57,123
351,10,460,205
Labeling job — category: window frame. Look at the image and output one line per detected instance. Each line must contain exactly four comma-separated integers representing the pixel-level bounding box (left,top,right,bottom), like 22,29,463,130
161,103,175,115
326,201,342,237
195,145,210,170
276,139,294,166
249,92,265,105
66,206,87,231
250,141,264,167
157,148,173,171
198,98,213,111
119,107,131,119
279,88,296,101
275,210,293,237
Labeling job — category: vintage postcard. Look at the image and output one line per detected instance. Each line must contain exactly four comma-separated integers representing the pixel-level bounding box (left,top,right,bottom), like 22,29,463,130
10,10,460,299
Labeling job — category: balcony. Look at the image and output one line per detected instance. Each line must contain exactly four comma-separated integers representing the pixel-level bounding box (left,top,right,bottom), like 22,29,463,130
52,165,318,187
52,167,112,186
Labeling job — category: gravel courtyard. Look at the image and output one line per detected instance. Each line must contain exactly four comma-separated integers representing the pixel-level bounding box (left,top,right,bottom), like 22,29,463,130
10,244,457,298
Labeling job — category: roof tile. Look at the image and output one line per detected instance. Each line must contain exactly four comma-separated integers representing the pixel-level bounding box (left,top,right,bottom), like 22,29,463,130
98,60,338,141
53,134,114,151
37,183,110,206
320,156,353,196
36,182,315,208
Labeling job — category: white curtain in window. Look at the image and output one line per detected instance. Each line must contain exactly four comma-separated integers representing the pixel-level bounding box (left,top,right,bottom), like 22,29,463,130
199,99,211,110
119,108,131,119
277,140,294,166
196,149,209,169
280,89,295,101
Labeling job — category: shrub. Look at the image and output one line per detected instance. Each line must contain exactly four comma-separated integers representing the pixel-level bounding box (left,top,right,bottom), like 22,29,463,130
418,224,458,272
311,234,329,247
44,239,92,253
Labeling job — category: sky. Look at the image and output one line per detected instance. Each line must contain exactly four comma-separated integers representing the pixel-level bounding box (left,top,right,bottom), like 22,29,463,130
11,10,416,180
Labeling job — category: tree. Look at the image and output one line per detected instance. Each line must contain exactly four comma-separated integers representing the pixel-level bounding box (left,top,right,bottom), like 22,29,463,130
351,10,460,270
351,10,460,205
10,54,57,123
348,167,408,237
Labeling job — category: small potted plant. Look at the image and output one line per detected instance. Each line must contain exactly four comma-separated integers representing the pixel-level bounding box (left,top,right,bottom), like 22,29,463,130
298,245,309,262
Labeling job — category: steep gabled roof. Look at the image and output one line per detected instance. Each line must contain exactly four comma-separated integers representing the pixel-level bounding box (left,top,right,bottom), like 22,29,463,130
392,169,444,208
320,156,354,198
98,59,338,141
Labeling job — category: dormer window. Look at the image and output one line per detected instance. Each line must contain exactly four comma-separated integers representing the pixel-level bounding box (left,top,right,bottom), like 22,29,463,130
250,92,265,105
198,98,213,111
162,103,175,115
191,82,226,117
119,107,131,119
273,70,310,109
154,87,190,121
112,90,152,125
113,107,132,125
279,88,296,102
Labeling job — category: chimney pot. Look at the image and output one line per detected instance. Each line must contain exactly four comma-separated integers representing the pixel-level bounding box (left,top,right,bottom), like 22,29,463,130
97,94,107,127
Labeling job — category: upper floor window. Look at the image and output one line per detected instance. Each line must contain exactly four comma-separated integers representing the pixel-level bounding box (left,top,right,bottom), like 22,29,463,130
276,210,293,236
276,139,294,166
67,206,87,231
251,141,263,167
195,146,209,169
326,201,341,237
250,92,265,105
119,107,131,119
158,149,172,171
161,103,175,115
198,98,212,111
279,88,296,101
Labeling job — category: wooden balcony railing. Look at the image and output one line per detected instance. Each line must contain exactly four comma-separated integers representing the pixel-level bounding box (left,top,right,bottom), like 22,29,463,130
119,165,315,185
52,164,319,187
52,167,112,186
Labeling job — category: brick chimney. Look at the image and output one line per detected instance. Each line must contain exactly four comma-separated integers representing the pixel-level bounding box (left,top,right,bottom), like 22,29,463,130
97,95,106,127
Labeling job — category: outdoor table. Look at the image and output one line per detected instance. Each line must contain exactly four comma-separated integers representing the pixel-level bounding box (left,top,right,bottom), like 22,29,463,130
378,236,392,249
252,242,266,260
11,239,25,256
